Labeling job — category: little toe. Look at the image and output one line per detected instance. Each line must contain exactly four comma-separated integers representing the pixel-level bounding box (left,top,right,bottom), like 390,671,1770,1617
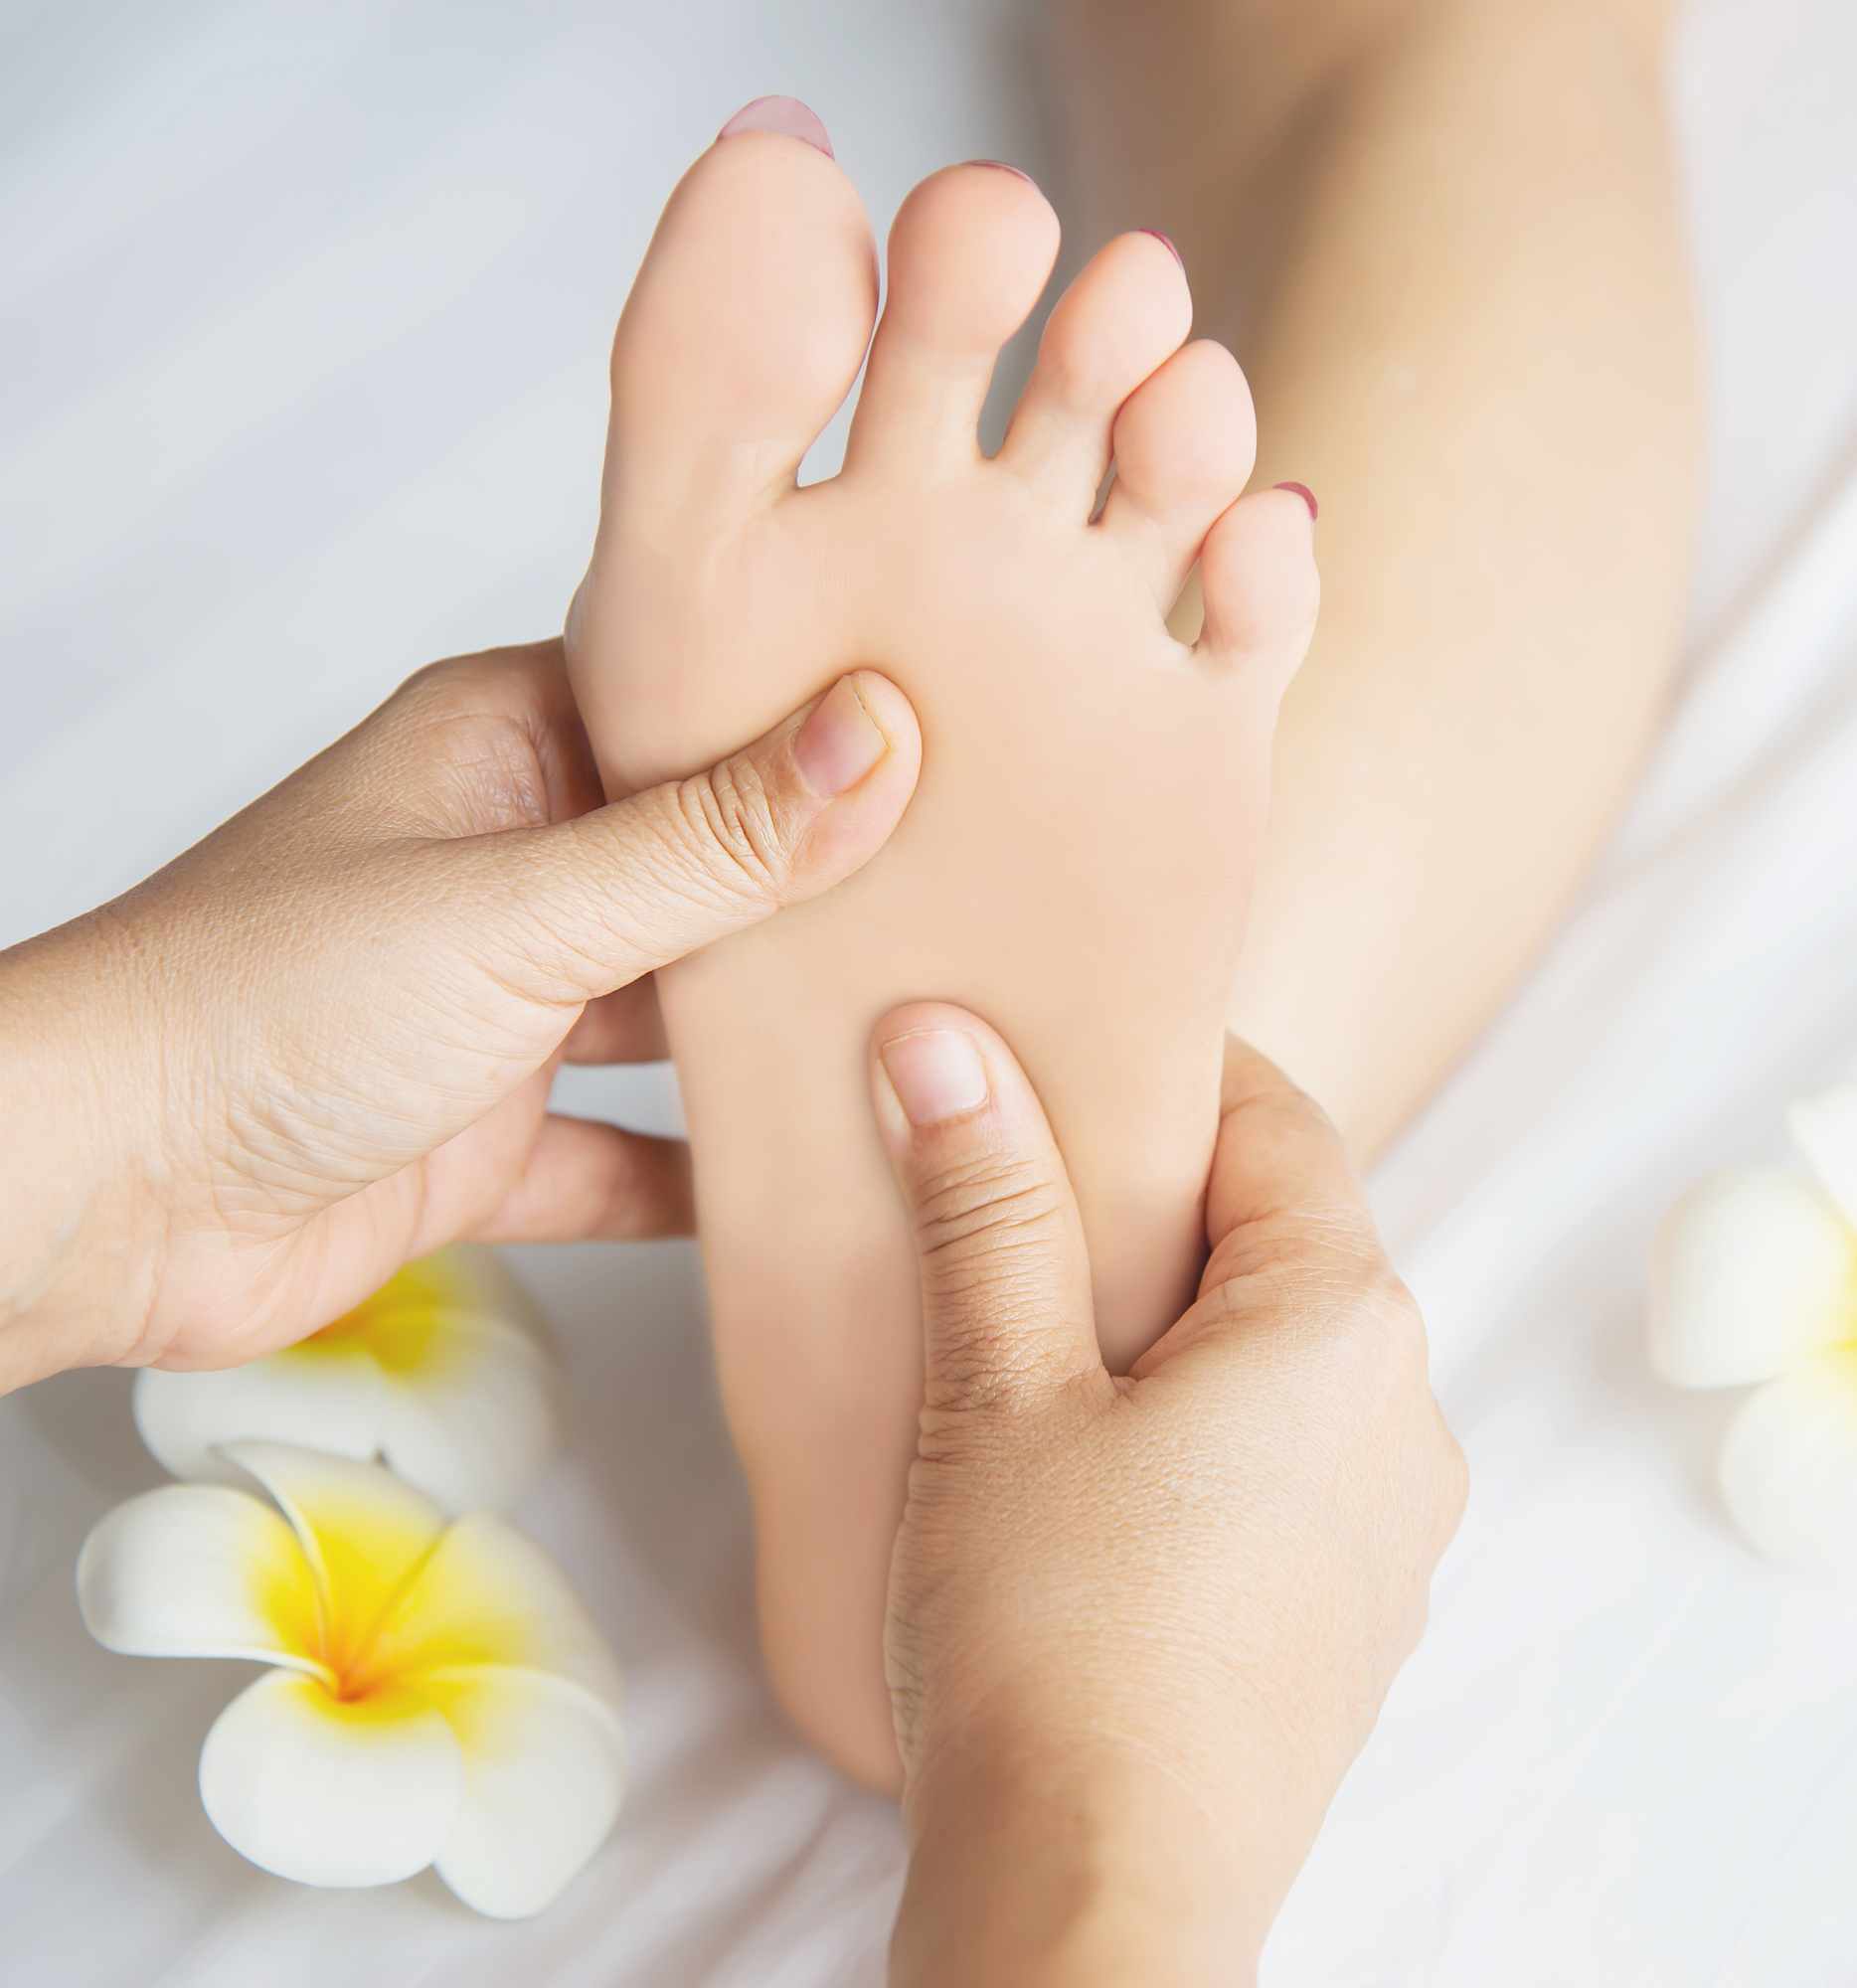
604,99,878,527
1097,339,1257,609
1195,484,1322,696
995,230,1193,508
843,162,1061,473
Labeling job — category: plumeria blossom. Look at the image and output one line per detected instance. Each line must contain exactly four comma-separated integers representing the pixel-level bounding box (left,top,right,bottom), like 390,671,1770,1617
78,1442,624,1917
133,1246,560,1516
1651,1079,1857,1587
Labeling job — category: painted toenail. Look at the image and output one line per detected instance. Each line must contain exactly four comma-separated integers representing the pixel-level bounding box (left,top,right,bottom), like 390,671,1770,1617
1139,229,1184,271
1274,481,1319,522
881,1031,989,1127
718,95,834,158
968,160,1039,187
793,675,886,795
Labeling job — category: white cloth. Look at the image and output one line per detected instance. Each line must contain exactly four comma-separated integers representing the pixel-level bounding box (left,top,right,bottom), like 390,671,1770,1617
4,1,1857,1980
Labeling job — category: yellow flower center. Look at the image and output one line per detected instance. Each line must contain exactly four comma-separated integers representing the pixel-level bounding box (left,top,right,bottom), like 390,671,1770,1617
288,1253,479,1377
300,1304,438,1376
251,1487,516,1710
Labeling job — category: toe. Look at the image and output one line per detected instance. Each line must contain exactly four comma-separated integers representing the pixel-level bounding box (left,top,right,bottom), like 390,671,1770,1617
604,104,878,528
843,162,1061,473
1097,339,1257,609
1194,485,1321,695
995,230,1193,508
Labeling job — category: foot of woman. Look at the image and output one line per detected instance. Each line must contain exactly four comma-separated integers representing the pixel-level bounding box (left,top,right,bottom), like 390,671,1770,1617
566,99,1318,1785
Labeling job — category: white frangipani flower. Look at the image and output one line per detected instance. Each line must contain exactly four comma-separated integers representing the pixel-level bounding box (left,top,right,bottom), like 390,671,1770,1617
1651,1079,1857,1587
133,1246,560,1516
78,1442,623,1917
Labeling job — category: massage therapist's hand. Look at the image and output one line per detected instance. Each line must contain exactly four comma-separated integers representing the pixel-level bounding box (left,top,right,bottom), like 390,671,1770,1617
0,642,920,1392
871,1009,1467,1987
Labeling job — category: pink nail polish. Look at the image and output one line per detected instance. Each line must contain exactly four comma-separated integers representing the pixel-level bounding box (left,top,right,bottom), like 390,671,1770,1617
969,159,1038,187
718,95,834,158
1140,228,1184,270
1274,480,1318,522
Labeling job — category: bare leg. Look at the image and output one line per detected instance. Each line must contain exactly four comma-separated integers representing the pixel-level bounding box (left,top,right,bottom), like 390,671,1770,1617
1059,0,1702,1157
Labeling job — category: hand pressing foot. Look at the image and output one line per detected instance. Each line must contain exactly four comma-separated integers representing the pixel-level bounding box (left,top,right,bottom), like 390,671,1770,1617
566,97,1318,1789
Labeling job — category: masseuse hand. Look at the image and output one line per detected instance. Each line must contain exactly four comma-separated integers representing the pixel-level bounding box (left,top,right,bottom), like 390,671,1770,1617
0,641,919,1391
871,1008,1468,1986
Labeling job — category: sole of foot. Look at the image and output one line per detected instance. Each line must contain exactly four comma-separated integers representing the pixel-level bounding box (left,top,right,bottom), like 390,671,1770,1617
567,97,1318,1790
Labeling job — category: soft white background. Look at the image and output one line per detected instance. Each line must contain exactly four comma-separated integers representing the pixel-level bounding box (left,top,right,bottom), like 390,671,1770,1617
4,0,1857,1980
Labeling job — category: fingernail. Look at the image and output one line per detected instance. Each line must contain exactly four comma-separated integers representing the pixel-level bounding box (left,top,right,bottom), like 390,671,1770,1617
792,675,885,795
969,159,1038,187
1139,228,1184,270
881,1031,990,1126
718,95,834,158
1274,480,1318,522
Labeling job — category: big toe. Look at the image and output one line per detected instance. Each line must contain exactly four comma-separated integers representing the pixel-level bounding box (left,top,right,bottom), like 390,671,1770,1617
603,99,878,527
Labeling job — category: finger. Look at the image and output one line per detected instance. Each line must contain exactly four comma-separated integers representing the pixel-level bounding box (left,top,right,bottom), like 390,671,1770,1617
1204,1034,1383,1269
469,1114,694,1242
870,1001,1101,1415
397,637,609,826
314,639,608,842
1128,1037,1411,1385
459,670,922,1006
562,976,670,1064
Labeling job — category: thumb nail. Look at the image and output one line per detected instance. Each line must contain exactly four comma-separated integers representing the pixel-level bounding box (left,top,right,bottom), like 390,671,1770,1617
881,1030,990,1127
792,676,886,795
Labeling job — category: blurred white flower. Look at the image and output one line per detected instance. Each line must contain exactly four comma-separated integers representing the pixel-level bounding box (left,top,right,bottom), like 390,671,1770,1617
133,1246,560,1516
78,1442,623,1917
1651,1079,1857,1585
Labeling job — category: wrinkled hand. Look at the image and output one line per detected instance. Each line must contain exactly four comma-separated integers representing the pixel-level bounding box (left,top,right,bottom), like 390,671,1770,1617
872,1007,1466,1985
0,642,919,1387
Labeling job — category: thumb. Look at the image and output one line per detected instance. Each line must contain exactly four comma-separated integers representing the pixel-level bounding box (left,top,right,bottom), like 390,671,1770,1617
459,670,922,1002
871,1003,1101,1416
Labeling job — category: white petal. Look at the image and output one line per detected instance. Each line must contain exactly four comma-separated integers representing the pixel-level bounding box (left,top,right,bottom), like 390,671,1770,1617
77,1484,324,1676
1719,1354,1857,1588
1648,1167,1857,1387
132,1343,384,1486
199,1668,464,1888
378,1311,562,1517
426,1666,624,1918
220,1443,446,1681
1788,1080,1857,1231
370,1511,623,1711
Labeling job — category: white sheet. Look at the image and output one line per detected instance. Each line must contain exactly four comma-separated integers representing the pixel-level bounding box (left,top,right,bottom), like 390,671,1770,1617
5,2,1857,1980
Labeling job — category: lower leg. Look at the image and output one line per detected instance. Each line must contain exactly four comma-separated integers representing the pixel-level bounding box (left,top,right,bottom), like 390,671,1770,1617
1059,0,1702,1158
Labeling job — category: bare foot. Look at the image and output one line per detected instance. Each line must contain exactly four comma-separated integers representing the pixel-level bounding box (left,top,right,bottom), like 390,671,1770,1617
566,98,1318,1787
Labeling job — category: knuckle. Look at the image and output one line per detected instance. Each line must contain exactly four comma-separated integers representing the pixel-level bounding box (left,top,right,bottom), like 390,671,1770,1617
393,652,499,725
1433,1421,1471,1533
1195,1239,1432,1414
911,1154,1073,1410
1358,1265,1430,1373
670,755,801,905
913,1152,1071,1283
395,656,461,707
921,1305,1047,1416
